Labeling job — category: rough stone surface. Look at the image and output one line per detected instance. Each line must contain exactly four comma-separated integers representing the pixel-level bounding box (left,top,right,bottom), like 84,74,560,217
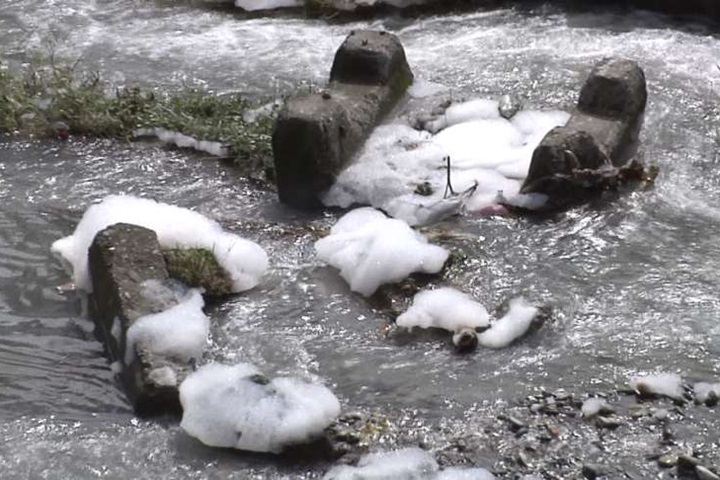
577,58,647,122
88,223,189,416
273,30,413,208
522,57,647,200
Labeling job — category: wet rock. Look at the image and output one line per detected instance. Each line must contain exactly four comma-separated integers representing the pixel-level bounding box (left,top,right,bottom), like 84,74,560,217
697,466,720,480
658,454,678,468
582,463,606,479
498,94,522,120
596,416,623,430
677,454,700,473
273,30,413,208
521,57,649,206
88,223,188,416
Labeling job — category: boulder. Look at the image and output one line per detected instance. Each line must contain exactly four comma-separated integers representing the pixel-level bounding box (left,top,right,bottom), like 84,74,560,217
88,223,189,416
522,57,648,200
273,30,413,208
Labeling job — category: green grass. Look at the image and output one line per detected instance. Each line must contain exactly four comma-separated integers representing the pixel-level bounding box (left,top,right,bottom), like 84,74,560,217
0,55,274,174
163,247,235,297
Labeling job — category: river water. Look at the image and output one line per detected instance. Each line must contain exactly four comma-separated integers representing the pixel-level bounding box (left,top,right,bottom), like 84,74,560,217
1,1,719,479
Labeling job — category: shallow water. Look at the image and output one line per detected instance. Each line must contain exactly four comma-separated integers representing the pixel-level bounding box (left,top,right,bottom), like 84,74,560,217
1,1,720,478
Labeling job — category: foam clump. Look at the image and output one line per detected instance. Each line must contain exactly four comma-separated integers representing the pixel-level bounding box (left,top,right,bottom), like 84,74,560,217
235,0,429,11
694,382,720,404
396,287,490,333
180,363,340,453
477,297,540,349
125,288,209,364
581,397,610,418
51,195,268,292
629,373,685,401
134,127,230,157
314,208,449,296
323,97,569,225
235,0,303,11
396,290,540,349
323,447,495,480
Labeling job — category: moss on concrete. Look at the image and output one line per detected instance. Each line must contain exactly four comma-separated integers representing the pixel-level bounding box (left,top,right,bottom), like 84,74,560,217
163,248,234,297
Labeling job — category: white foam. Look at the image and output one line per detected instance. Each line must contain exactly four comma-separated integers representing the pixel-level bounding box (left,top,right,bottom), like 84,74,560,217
148,366,178,387
629,373,685,401
135,127,230,157
694,382,720,404
477,297,539,349
125,289,209,364
396,287,490,333
323,447,495,479
322,98,569,224
180,363,340,453
314,208,449,296
581,397,609,418
235,0,303,11
51,195,268,292
437,468,496,480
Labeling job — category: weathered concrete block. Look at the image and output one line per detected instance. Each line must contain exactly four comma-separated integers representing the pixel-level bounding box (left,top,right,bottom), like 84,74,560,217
577,57,647,123
522,57,647,198
88,223,189,416
273,30,413,208
329,30,413,89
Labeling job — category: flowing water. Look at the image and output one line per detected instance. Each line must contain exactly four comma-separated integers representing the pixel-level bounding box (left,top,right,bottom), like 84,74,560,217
1,1,719,478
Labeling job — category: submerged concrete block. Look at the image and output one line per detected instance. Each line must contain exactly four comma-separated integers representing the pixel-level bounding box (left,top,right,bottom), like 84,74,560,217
88,223,189,416
522,57,647,197
273,30,413,208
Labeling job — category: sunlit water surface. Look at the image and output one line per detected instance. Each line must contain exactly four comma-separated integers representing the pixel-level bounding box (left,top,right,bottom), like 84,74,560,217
1,1,719,478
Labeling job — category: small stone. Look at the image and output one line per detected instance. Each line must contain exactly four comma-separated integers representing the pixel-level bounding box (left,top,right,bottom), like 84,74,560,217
529,403,543,414
507,416,526,432
652,408,669,421
705,391,719,407
334,430,361,445
414,181,433,196
517,450,531,468
697,466,720,480
582,463,604,479
546,423,562,438
677,455,700,472
596,416,623,429
657,454,678,468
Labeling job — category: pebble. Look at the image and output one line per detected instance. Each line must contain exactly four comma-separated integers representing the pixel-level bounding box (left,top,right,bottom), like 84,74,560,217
596,416,623,430
677,455,700,472
697,466,720,480
657,454,678,468
581,463,604,479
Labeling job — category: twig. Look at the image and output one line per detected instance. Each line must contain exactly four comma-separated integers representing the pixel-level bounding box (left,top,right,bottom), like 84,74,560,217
443,156,456,198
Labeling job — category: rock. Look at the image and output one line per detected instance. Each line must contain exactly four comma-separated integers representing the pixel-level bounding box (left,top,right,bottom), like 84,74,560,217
498,94,522,120
677,454,700,473
596,416,623,430
273,30,413,208
521,57,649,206
576,58,647,125
329,30,413,89
582,463,605,479
658,454,678,468
697,466,720,480
88,223,190,416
